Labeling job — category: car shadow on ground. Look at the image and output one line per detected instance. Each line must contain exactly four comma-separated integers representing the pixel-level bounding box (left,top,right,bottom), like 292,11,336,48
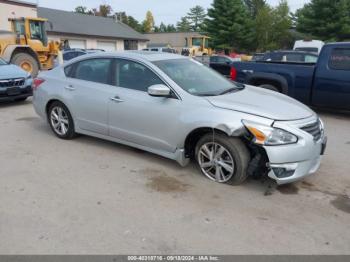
0,99,32,108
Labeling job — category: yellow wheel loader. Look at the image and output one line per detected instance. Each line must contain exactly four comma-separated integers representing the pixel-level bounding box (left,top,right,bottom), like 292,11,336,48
0,17,60,77
181,36,212,57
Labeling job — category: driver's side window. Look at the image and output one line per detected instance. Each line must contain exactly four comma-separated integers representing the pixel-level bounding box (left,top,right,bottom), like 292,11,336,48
115,59,164,92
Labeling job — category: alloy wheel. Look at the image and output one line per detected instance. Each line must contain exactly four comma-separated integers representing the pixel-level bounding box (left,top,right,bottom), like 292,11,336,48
198,142,235,183
50,106,70,136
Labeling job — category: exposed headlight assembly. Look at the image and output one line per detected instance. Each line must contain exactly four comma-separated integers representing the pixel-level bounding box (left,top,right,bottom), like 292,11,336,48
242,120,298,146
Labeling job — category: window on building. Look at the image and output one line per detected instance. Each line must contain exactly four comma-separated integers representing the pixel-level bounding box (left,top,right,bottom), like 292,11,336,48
124,40,138,50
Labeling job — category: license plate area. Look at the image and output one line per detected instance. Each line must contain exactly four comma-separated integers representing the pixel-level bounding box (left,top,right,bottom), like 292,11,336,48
6,87,21,96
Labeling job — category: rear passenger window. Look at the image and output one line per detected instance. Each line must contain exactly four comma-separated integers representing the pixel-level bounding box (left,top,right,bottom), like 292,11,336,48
329,48,350,70
115,59,164,92
73,58,112,84
64,65,74,77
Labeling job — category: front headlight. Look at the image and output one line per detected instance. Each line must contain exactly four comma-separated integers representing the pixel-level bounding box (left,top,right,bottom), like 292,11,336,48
242,120,298,146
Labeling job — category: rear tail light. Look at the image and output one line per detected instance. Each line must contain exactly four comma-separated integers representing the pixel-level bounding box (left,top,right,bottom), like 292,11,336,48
33,78,45,91
230,67,237,81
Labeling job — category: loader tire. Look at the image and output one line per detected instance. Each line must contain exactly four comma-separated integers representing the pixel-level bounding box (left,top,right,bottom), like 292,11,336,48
11,53,39,77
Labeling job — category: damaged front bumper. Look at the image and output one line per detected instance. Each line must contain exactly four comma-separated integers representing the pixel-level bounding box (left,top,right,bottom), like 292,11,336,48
263,116,327,185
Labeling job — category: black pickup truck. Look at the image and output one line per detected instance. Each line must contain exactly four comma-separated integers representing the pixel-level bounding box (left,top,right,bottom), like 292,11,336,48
209,43,350,111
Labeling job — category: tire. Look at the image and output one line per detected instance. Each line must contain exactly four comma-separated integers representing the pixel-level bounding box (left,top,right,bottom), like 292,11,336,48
195,133,250,185
11,53,39,77
48,101,76,140
259,84,279,93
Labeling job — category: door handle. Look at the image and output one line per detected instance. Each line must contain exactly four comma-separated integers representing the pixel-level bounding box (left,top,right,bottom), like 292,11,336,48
65,85,75,91
110,96,124,103
242,70,254,74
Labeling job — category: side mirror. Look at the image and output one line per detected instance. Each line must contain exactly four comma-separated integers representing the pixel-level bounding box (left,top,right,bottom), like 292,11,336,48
148,84,171,97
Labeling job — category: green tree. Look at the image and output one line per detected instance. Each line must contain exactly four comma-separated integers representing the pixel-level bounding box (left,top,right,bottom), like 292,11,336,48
254,0,292,51
74,6,88,14
296,0,350,41
127,16,142,31
271,0,292,48
205,0,255,51
166,24,177,32
176,17,192,31
92,4,113,17
187,5,207,31
159,22,167,32
115,12,128,23
244,0,266,18
255,5,274,50
141,11,155,33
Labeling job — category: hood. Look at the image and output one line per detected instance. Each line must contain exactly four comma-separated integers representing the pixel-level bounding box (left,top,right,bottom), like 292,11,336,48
0,64,28,79
206,85,314,121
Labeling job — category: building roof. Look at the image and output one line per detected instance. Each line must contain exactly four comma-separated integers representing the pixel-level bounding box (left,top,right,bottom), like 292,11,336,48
37,7,148,41
1,0,37,7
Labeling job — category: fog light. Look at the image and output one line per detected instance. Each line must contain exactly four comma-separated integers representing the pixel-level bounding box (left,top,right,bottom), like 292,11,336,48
272,168,295,178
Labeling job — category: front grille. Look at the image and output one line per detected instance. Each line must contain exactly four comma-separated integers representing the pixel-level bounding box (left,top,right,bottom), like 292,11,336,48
300,120,322,141
0,78,25,88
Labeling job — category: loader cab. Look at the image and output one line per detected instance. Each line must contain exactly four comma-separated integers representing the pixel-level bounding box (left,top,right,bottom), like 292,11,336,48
10,18,49,48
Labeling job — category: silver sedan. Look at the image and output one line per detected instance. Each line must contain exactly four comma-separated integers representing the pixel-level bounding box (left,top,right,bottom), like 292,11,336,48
33,52,327,185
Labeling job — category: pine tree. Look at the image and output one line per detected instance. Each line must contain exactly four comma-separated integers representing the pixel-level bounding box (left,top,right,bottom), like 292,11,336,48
205,0,255,51
296,0,350,41
187,5,207,31
177,17,192,32
244,0,266,18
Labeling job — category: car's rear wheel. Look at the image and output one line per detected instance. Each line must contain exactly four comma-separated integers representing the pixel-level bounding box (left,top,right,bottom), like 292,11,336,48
195,134,250,185
48,101,76,139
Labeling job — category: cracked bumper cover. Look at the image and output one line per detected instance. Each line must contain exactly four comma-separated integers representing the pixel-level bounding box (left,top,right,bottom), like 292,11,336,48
263,118,327,185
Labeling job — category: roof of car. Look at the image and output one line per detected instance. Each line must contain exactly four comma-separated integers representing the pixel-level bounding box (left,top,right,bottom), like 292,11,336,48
269,50,318,54
325,42,350,47
63,51,187,66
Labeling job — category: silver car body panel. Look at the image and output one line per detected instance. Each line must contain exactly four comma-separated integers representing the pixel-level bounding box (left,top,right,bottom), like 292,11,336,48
33,51,325,184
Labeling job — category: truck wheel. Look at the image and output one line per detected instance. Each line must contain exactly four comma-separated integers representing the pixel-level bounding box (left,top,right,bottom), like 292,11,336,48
195,134,250,185
11,53,39,77
259,84,279,93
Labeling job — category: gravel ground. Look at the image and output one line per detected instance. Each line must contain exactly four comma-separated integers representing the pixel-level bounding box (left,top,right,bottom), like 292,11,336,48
0,99,349,255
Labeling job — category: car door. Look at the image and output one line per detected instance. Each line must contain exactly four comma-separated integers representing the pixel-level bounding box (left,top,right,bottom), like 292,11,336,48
64,58,116,135
108,58,182,153
312,47,350,110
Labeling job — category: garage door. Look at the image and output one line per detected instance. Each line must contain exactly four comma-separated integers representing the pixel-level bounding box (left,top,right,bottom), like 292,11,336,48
97,41,116,52
68,39,86,49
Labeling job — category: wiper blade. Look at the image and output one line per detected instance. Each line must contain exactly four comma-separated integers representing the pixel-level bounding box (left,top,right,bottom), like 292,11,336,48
197,93,218,97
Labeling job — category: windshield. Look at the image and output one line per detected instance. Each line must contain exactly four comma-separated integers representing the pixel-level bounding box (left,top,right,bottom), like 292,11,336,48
0,58,7,65
154,59,239,96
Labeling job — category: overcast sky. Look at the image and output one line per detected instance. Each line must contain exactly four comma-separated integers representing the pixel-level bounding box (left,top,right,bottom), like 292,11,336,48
31,0,309,25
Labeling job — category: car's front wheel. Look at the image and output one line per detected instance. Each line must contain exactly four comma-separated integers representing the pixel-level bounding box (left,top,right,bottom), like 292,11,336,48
48,101,76,139
195,134,250,185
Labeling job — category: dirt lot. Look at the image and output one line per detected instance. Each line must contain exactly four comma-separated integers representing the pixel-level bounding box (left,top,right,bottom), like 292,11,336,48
0,98,349,255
